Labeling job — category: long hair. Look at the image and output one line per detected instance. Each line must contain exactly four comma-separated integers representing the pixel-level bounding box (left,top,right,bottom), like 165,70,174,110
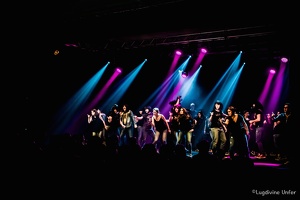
122,104,130,113
212,100,223,111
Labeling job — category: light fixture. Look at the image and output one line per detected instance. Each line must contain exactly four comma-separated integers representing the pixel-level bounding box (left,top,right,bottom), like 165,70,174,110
182,71,188,78
281,57,288,63
200,48,207,54
175,50,182,55
116,68,122,73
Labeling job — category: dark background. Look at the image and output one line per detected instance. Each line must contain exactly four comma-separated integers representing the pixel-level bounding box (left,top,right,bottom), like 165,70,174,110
12,0,296,136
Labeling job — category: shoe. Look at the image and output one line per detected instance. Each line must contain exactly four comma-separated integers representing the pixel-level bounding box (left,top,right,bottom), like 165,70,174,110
275,157,282,161
283,160,290,165
222,156,232,160
187,153,193,158
255,154,266,159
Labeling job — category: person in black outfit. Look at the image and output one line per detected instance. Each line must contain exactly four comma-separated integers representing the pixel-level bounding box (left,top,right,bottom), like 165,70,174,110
109,104,121,141
103,112,119,149
224,106,250,159
271,102,294,166
86,108,105,144
249,101,265,158
177,107,195,156
193,110,209,151
135,106,155,148
152,107,171,152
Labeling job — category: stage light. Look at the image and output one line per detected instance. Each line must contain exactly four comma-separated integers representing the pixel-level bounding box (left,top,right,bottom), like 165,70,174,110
175,50,182,55
182,71,188,78
281,57,288,63
201,48,207,54
116,68,122,73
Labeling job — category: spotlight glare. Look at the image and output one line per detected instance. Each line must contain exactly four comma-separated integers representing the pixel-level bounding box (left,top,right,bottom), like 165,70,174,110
281,57,288,63
181,71,188,78
201,48,207,53
175,50,182,55
116,68,122,73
